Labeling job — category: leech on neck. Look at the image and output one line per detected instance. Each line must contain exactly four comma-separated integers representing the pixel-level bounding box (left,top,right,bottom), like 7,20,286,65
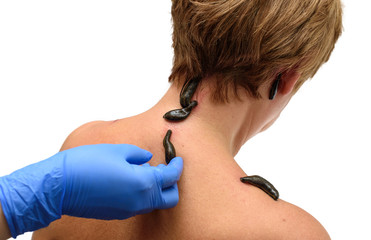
240,175,279,200
163,129,176,164
180,77,201,108
163,101,198,121
163,76,280,200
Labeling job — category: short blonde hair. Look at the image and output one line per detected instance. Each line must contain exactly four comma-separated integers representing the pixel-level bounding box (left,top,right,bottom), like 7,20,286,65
169,0,343,102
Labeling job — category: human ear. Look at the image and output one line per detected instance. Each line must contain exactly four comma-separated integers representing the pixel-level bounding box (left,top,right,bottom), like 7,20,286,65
279,70,301,96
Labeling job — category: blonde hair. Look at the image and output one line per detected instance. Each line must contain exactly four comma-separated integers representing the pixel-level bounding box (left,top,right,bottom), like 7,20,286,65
169,0,343,102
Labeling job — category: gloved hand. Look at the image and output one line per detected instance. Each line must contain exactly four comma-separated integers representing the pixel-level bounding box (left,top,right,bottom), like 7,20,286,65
0,144,183,238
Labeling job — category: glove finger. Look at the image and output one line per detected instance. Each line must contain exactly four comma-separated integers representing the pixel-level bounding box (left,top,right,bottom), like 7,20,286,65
122,144,153,165
158,157,183,189
157,184,179,209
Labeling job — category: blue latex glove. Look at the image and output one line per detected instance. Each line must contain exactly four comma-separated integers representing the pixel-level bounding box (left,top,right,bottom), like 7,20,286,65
0,144,183,238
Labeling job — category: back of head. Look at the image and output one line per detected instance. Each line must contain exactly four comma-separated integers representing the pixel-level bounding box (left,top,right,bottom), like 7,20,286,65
169,0,343,102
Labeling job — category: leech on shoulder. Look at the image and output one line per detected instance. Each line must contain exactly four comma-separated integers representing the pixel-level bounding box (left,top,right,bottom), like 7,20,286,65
163,129,176,164
240,175,279,200
163,101,198,121
180,77,201,108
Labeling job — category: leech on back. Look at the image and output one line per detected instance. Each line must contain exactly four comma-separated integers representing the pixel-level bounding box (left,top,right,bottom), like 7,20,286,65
163,130,176,164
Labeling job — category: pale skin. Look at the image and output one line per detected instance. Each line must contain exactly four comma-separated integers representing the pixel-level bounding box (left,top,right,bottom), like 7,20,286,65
30,71,330,239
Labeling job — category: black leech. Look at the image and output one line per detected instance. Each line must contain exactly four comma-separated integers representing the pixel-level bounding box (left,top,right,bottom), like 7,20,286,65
163,74,280,201
180,77,201,108
240,175,279,200
163,129,176,164
269,73,281,100
163,101,198,121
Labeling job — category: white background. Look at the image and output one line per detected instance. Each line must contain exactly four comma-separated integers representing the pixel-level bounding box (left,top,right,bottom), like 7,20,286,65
0,1,369,239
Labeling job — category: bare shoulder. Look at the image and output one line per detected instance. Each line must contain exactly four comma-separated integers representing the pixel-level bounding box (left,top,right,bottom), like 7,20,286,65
60,120,115,151
264,199,330,240
229,185,331,240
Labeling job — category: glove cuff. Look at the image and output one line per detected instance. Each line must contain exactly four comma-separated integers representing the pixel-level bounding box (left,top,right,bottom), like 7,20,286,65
0,153,65,238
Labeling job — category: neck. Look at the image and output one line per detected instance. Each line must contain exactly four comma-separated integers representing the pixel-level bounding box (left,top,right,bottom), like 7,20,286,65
143,79,264,159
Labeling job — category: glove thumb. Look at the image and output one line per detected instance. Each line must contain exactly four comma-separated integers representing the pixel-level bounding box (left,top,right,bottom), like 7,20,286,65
123,144,153,165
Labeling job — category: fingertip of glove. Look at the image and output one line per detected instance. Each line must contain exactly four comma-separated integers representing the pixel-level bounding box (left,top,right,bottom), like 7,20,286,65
145,151,153,161
168,157,183,172
122,144,153,165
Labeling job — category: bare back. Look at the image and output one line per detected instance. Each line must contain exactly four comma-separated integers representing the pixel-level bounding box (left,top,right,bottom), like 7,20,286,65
33,101,330,239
